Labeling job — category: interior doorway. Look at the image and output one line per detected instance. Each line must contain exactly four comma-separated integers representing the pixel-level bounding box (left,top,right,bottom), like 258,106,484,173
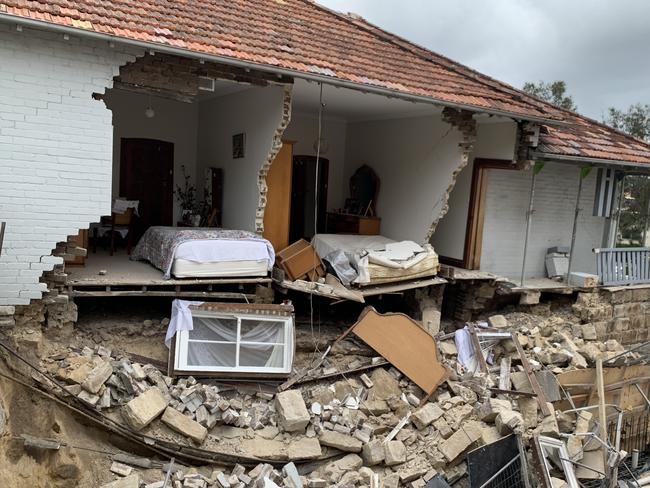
120,138,174,240
462,158,515,269
289,155,329,243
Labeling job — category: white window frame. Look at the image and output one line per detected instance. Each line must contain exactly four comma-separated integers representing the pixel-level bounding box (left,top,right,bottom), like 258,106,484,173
174,309,294,374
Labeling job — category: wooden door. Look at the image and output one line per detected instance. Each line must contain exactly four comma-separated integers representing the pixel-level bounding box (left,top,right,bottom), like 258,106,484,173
463,159,515,269
263,142,293,251
210,167,224,227
120,138,174,240
289,155,329,243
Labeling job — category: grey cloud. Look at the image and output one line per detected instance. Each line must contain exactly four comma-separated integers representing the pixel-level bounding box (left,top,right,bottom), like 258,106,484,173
318,0,650,119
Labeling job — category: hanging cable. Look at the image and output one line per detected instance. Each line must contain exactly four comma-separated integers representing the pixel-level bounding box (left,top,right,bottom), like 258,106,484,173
310,83,325,356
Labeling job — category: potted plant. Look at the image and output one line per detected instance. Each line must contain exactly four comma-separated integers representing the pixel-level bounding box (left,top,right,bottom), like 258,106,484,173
174,165,197,225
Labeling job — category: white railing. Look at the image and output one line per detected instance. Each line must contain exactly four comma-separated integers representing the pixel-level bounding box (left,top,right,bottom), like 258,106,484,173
594,247,650,286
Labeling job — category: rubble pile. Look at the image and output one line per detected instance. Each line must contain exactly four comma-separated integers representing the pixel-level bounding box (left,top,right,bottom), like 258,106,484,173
32,307,642,487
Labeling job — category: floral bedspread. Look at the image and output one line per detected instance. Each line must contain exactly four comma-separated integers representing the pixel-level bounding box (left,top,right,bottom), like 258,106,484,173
131,226,274,279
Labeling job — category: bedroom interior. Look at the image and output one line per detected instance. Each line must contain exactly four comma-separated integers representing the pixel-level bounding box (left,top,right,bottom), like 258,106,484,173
60,52,503,305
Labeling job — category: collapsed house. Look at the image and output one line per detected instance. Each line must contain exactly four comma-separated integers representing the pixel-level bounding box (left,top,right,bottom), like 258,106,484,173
2,0,650,487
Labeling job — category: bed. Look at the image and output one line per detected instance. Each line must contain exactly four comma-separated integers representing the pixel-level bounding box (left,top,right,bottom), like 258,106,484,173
131,227,275,279
311,234,439,286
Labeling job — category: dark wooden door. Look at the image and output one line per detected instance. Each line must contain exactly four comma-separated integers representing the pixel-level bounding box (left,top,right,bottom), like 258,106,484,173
120,138,174,240
210,167,224,227
289,155,328,243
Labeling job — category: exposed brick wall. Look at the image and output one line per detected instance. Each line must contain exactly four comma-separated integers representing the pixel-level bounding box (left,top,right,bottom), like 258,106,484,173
572,288,650,345
0,24,141,305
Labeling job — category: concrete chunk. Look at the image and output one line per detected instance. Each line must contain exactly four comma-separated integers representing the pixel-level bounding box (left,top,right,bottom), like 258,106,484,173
122,387,168,431
318,430,362,453
161,407,208,444
81,361,113,394
276,390,310,433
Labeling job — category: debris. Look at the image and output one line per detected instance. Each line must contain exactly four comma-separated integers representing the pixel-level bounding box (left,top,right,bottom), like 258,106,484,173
339,307,448,401
384,440,407,466
109,461,133,477
100,474,141,488
122,387,168,431
318,430,363,453
161,407,208,444
276,390,310,433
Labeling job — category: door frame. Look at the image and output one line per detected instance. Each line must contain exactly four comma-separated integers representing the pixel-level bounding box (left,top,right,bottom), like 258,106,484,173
462,158,516,269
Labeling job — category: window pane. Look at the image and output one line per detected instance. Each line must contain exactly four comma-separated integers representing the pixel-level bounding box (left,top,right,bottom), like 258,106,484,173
190,316,237,342
617,175,650,247
240,319,284,344
187,342,236,368
239,344,285,368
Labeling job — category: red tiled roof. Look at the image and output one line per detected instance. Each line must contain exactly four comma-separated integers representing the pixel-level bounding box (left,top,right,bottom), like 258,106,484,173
0,0,564,122
2,0,650,165
538,112,650,165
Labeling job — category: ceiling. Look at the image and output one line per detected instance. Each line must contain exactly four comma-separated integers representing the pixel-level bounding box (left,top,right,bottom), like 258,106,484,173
291,79,442,122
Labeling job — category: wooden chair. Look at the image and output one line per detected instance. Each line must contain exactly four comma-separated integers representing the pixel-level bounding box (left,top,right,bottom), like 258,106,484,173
110,207,135,256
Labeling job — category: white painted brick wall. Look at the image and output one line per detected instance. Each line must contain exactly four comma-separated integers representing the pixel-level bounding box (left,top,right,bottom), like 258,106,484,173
480,162,607,279
0,24,141,305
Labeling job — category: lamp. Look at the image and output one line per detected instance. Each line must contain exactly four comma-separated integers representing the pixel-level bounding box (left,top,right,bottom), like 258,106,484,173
145,94,155,118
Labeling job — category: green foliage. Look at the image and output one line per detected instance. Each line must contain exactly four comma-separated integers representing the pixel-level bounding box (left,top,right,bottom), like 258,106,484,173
522,80,577,111
604,103,650,141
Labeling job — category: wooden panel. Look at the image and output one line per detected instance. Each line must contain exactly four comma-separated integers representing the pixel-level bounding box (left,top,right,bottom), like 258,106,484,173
349,307,448,395
264,142,293,251
276,239,324,281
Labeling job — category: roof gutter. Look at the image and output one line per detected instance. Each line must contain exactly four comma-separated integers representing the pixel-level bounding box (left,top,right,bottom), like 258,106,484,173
533,151,650,171
0,13,564,126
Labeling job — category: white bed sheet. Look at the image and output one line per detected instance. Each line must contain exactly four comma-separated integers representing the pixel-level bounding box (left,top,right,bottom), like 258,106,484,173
174,239,274,270
171,259,269,278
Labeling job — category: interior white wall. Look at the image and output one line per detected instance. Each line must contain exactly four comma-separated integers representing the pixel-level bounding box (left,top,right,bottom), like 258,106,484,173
344,115,463,243
105,89,198,223
480,161,607,279
197,85,285,232
283,113,348,210
431,122,517,260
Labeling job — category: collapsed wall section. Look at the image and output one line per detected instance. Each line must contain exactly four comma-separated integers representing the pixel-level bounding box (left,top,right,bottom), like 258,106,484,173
0,24,141,305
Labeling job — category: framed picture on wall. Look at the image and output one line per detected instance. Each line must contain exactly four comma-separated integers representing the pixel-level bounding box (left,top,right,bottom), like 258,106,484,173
232,133,245,159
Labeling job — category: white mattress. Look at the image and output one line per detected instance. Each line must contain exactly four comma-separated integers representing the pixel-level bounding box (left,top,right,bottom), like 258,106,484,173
174,239,273,267
171,259,269,278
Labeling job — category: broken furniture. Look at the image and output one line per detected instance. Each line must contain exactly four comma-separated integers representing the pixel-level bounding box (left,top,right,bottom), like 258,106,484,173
337,306,448,402
169,301,295,378
311,233,439,286
275,239,325,282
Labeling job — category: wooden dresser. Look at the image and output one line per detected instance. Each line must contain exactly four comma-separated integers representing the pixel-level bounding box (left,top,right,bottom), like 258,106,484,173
326,212,381,235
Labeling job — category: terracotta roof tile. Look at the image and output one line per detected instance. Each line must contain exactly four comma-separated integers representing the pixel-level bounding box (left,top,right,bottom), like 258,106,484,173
538,112,650,165
0,0,563,121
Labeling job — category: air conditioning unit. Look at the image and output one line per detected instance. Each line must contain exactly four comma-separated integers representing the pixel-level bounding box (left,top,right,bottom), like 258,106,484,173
198,76,215,92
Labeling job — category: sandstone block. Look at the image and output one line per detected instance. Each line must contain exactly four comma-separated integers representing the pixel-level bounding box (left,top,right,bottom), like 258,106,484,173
81,361,113,394
439,423,481,462
495,410,524,435
368,368,402,401
276,390,310,433
161,407,208,444
122,387,168,431
581,323,597,340
384,440,407,466
412,402,444,430
318,430,362,453
488,315,508,329
287,437,322,461
361,439,385,465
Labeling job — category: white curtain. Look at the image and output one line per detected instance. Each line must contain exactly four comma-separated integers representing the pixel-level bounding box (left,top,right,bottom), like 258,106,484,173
186,316,284,369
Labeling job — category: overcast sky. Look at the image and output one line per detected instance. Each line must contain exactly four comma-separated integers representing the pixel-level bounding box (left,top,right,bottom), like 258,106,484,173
317,0,650,120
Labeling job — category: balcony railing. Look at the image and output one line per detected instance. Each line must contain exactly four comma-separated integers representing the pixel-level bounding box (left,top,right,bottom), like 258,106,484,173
594,247,650,286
